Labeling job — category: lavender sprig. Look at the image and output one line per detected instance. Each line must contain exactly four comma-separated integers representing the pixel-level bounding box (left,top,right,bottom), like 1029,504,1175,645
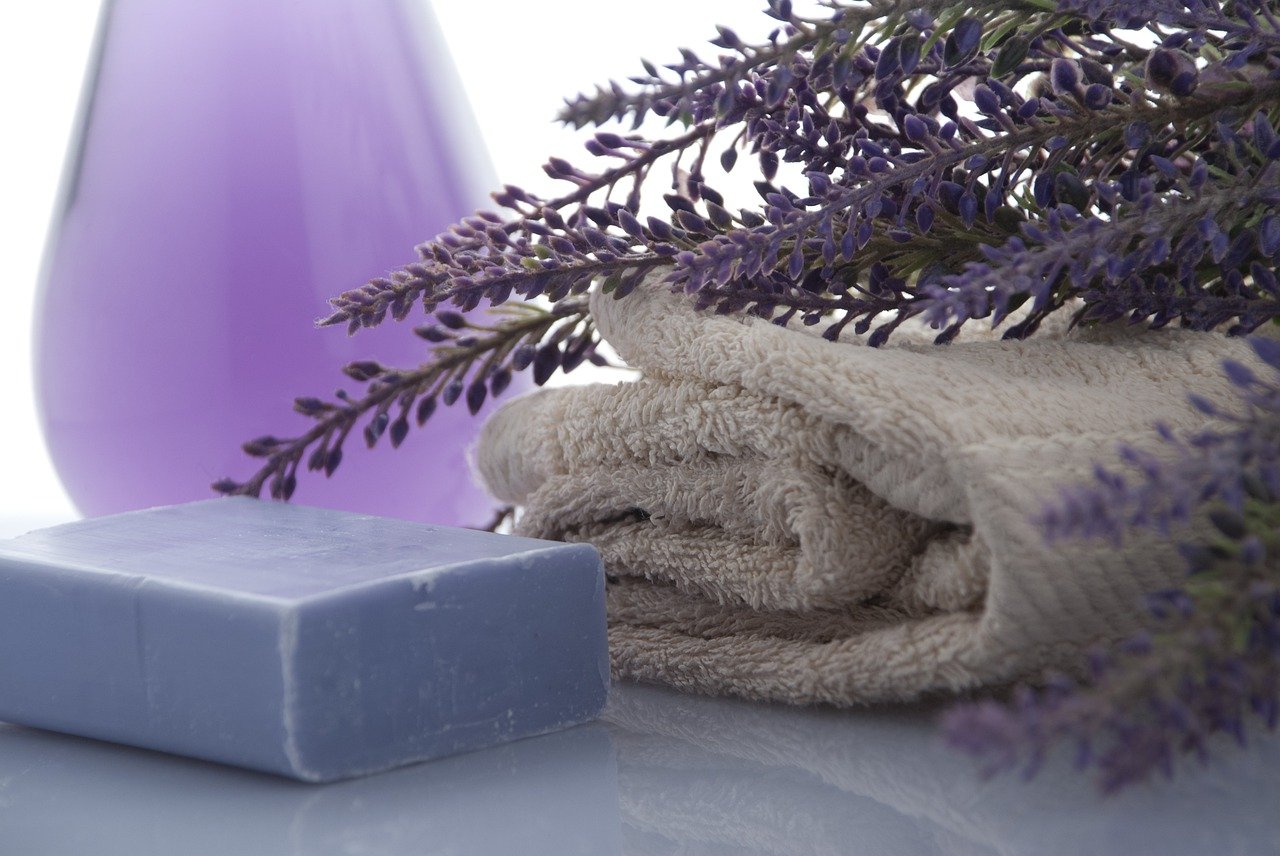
920,139,1280,340
214,300,594,500
558,0,1070,130
320,125,718,334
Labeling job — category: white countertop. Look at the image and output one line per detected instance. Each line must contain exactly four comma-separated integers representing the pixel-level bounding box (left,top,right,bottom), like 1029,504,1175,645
0,681,1275,855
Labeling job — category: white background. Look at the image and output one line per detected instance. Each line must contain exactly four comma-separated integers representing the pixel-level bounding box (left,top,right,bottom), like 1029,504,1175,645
0,0,756,529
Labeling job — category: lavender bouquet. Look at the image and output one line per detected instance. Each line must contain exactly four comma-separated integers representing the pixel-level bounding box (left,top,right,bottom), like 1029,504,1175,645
218,0,1280,791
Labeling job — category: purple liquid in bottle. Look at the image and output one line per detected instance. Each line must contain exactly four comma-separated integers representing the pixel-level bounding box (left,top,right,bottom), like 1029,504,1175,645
36,0,503,525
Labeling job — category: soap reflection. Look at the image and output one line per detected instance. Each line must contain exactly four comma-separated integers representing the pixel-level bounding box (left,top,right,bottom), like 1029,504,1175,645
0,722,621,855
603,685,1280,856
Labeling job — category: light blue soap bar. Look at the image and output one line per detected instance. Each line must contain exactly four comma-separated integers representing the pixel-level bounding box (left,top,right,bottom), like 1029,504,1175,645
0,497,608,782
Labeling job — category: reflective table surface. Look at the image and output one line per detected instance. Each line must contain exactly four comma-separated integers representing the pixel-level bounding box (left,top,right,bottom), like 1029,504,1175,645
1,682,1276,855
0,515,1276,855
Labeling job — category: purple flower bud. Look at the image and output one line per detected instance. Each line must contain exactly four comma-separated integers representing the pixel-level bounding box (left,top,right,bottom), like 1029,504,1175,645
983,185,1001,222
1119,631,1153,655
293,396,328,416
1118,170,1141,202
916,203,935,233
840,228,856,258
903,113,929,143
441,378,465,407
856,219,873,248
317,445,343,478
511,343,536,371
974,84,1001,115
276,474,297,501
465,379,487,415
1146,48,1197,95
898,37,921,75
1210,230,1230,263
242,435,282,457
364,412,389,447
415,325,451,343
1033,174,1055,208
1050,59,1080,96
212,478,241,494
1253,111,1277,156
1189,158,1208,190
414,396,436,427
1170,71,1198,97
594,131,626,149
1222,359,1257,388
545,156,575,178
945,18,982,68
1149,236,1171,264
713,25,742,49
532,344,561,385
343,360,385,382
1240,536,1266,565
389,417,409,448
490,366,513,397
765,67,792,106
1250,336,1280,371
1124,121,1151,150
786,242,806,279
874,38,901,80
760,150,779,180
937,181,963,211
906,9,933,30
1083,83,1112,110
436,310,467,330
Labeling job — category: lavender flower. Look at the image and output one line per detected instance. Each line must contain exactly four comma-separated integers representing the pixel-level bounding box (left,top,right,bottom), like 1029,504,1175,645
213,299,596,500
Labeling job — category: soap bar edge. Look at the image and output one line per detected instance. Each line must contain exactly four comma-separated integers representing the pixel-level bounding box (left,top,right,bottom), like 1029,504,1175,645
279,540,609,782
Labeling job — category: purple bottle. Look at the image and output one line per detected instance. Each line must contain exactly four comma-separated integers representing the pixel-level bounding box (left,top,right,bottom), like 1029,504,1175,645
35,0,503,525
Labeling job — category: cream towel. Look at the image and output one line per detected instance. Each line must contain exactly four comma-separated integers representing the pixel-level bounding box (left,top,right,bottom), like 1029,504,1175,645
475,282,1258,705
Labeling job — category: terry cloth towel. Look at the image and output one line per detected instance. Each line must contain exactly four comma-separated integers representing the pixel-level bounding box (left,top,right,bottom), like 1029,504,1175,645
474,281,1260,706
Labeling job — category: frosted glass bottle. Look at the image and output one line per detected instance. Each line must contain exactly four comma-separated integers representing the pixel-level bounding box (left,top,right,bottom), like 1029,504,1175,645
36,0,501,525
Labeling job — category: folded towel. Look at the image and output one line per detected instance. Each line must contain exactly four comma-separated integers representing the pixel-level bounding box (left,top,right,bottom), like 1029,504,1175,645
475,281,1258,705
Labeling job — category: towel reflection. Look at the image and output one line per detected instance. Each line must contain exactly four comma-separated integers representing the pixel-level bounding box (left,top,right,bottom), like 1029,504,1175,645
603,684,1280,856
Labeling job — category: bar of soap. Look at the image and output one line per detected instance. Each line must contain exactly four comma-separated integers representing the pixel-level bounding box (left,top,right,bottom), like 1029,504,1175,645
0,497,608,782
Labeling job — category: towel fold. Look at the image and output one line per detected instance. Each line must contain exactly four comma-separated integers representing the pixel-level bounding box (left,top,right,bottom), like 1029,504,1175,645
475,281,1258,705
